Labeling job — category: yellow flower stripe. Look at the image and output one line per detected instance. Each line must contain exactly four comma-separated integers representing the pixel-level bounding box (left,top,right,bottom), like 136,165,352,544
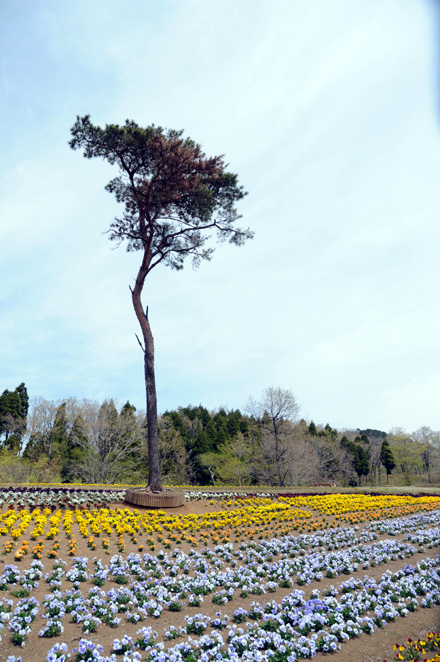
0,494,438,551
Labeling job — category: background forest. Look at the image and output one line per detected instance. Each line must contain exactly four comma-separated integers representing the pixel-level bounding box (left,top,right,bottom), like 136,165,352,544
1,383,439,488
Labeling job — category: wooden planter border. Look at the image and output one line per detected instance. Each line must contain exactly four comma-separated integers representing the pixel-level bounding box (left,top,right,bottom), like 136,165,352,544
125,489,185,508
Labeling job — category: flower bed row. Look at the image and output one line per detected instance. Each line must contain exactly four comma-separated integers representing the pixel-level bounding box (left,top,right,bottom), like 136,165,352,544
1,513,440,652
1,495,440,662
0,488,124,510
0,502,314,548
3,554,440,661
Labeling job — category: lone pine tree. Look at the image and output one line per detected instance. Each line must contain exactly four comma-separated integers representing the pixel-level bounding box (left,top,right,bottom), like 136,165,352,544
69,116,252,491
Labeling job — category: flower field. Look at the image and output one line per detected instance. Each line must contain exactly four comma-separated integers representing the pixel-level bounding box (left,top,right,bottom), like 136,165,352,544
0,489,440,662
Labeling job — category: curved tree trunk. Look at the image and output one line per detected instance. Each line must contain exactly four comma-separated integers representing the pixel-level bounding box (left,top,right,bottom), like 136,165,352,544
143,317,162,491
131,253,163,492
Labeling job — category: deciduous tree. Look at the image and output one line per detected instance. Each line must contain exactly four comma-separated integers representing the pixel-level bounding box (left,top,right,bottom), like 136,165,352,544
388,428,425,485
23,397,60,462
246,387,300,486
412,426,440,483
157,417,187,485
70,400,143,484
200,433,252,486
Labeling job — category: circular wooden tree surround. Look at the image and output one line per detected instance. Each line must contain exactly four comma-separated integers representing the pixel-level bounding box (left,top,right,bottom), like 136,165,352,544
125,488,185,509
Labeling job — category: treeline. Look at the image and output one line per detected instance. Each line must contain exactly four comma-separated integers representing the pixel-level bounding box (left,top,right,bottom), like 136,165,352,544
1,384,440,486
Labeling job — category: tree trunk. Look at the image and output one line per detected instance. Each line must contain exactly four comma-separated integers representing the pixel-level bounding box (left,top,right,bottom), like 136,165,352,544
143,321,162,491
273,419,284,487
131,254,163,493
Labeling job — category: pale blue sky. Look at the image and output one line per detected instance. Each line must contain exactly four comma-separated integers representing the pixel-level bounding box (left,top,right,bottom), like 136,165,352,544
1,0,439,432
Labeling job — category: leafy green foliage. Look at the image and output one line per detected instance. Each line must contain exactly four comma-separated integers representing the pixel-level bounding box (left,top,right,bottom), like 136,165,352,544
308,421,317,436
0,383,28,450
69,115,252,267
200,434,253,486
340,435,370,485
162,405,253,484
380,438,396,477
357,428,386,439
16,383,29,419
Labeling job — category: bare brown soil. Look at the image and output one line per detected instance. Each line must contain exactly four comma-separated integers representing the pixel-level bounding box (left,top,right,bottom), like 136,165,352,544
1,497,440,662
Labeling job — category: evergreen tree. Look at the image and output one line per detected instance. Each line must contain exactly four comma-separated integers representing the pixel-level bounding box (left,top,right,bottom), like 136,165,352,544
197,406,211,428
340,436,370,486
380,438,396,484
121,401,137,416
215,419,229,447
193,431,210,456
0,387,27,449
205,420,218,448
353,445,370,486
16,383,29,420
0,390,21,420
226,411,241,438
324,423,338,441
213,411,229,445
357,429,386,439
53,403,68,447
60,414,88,483
180,405,198,421
239,419,249,434
160,404,253,483
189,430,212,484
308,421,317,436
70,116,251,491
163,411,190,444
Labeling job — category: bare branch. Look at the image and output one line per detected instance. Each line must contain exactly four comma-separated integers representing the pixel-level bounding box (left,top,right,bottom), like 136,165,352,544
135,333,145,353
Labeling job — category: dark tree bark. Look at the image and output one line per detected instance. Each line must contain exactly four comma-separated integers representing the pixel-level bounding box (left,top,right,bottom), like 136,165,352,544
131,270,162,491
